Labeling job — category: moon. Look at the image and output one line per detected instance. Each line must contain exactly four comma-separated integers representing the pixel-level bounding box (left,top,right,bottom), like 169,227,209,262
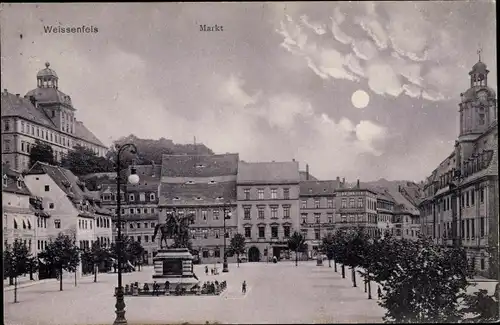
351,90,370,109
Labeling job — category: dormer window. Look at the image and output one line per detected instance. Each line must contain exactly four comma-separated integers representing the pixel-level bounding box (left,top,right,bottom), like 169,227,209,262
186,180,195,185
195,197,202,201
216,196,223,201
16,177,23,189
173,197,180,201
209,180,217,184
3,174,8,187
196,164,205,168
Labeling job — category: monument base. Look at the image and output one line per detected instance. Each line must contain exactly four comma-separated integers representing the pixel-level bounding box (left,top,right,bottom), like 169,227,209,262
151,248,199,291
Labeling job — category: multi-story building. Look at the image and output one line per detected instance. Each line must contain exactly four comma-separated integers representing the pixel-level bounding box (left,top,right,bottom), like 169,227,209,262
419,56,498,278
159,154,239,264
237,161,300,262
299,178,338,258
375,189,396,238
2,164,36,255
390,186,421,240
23,162,113,274
97,164,162,265
335,179,378,237
1,62,107,172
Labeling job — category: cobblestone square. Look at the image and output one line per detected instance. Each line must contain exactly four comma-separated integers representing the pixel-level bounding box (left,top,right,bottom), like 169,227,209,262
4,261,385,324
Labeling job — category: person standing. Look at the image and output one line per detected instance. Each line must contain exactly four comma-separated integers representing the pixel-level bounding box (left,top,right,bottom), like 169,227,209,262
242,280,247,294
205,265,209,276
377,286,382,300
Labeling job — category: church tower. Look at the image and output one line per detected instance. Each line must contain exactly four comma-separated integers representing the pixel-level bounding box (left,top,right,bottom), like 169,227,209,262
456,51,497,167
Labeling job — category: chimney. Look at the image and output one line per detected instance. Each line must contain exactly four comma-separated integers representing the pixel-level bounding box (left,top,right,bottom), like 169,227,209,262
342,177,345,184
336,176,340,182
306,164,309,180
15,94,20,98
357,179,360,188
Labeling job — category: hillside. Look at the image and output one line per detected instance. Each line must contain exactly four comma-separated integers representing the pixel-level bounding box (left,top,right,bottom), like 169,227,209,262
113,134,214,164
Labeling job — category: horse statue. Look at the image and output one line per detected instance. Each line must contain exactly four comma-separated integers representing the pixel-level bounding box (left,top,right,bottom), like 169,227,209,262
152,209,195,249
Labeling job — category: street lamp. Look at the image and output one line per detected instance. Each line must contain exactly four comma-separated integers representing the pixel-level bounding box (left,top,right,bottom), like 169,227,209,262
316,217,323,266
113,143,139,325
222,203,232,273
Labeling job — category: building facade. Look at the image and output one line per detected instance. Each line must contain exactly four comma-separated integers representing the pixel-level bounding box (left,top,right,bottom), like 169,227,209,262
299,179,338,258
23,162,113,274
1,62,107,172
375,190,396,238
335,179,378,237
158,154,239,264
237,161,300,262
2,165,36,255
419,57,498,278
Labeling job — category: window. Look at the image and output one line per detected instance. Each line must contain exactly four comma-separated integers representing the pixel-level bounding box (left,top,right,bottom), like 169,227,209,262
271,226,278,238
302,214,307,224
258,226,265,238
202,210,207,221
54,219,61,229
130,223,134,229
357,198,363,208
314,199,320,209
270,188,277,199
283,188,290,199
213,209,220,220
4,119,10,131
49,203,54,209
341,215,347,223
144,222,148,228
244,189,250,200
21,121,25,133
214,248,220,258
136,222,141,229
3,140,11,152
471,190,475,206
258,207,265,219
137,236,141,243
90,221,92,229
151,222,155,228
327,213,333,223
301,200,307,209
129,208,134,214
480,217,485,237
44,185,50,192
315,213,320,224
150,193,156,201
471,218,475,238
480,258,485,270
244,207,251,219
258,189,264,200
283,225,291,238
480,188,485,203
461,220,465,238
301,229,308,239
283,206,290,218
245,227,251,238
349,198,355,208
270,207,278,219
314,230,320,240
341,199,347,208
327,199,333,209
129,194,135,201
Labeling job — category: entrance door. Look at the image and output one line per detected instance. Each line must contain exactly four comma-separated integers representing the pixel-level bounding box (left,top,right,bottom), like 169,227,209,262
272,247,283,260
248,246,260,262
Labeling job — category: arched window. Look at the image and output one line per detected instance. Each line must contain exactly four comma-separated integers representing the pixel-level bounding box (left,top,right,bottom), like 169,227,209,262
14,219,18,229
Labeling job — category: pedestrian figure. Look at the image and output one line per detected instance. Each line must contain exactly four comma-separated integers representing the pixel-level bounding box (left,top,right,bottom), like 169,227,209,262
377,286,382,300
242,280,247,294
211,268,214,275
152,281,158,296
205,265,209,275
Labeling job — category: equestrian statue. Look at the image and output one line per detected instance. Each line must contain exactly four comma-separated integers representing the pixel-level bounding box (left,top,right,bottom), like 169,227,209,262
152,208,195,249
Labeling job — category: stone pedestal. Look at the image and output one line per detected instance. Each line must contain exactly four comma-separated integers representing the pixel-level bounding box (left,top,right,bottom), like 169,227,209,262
151,248,199,292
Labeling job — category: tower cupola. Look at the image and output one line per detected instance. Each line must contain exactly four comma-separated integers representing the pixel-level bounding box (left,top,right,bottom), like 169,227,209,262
37,62,59,89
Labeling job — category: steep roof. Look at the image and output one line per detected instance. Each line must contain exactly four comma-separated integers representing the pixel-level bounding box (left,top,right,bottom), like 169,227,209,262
159,181,236,206
161,154,239,177
237,161,300,184
74,120,105,147
299,171,318,181
1,92,55,128
25,87,73,107
299,180,339,196
2,163,32,195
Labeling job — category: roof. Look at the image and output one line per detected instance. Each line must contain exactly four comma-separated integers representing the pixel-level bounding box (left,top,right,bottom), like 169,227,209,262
1,92,56,128
37,62,58,78
25,87,73,107
299,171,318,181
461,86,496,102
74,120,105,147
470,60,488,74
159,181,236,206
2,163,32,195
161,154,239,177
386,187,420,215
299,180,339,196
237,161,300,184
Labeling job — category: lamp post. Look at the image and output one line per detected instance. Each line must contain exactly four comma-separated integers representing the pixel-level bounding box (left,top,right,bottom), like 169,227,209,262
222,203,231,273
113,143,139,325
316,217,323,266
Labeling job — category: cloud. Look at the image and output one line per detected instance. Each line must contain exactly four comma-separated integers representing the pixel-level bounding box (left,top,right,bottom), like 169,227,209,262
330,18,353,44
333,6,346,25
300,15,327,35
355,17,389,50
344,54,366,78
351,39,379,61
402,84,422,98
366,62,403,97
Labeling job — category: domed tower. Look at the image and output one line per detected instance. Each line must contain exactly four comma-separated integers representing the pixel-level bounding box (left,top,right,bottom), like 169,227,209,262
25,62,76,135
456,51,497,168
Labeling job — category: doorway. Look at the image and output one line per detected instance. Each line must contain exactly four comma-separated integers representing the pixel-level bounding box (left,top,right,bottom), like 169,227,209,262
248,246,260,262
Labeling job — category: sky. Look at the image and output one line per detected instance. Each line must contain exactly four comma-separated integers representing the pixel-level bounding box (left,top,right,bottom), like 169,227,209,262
1,2,497,182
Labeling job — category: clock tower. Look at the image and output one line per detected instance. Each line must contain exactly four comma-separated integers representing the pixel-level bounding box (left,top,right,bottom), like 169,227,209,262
456,52,497,167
